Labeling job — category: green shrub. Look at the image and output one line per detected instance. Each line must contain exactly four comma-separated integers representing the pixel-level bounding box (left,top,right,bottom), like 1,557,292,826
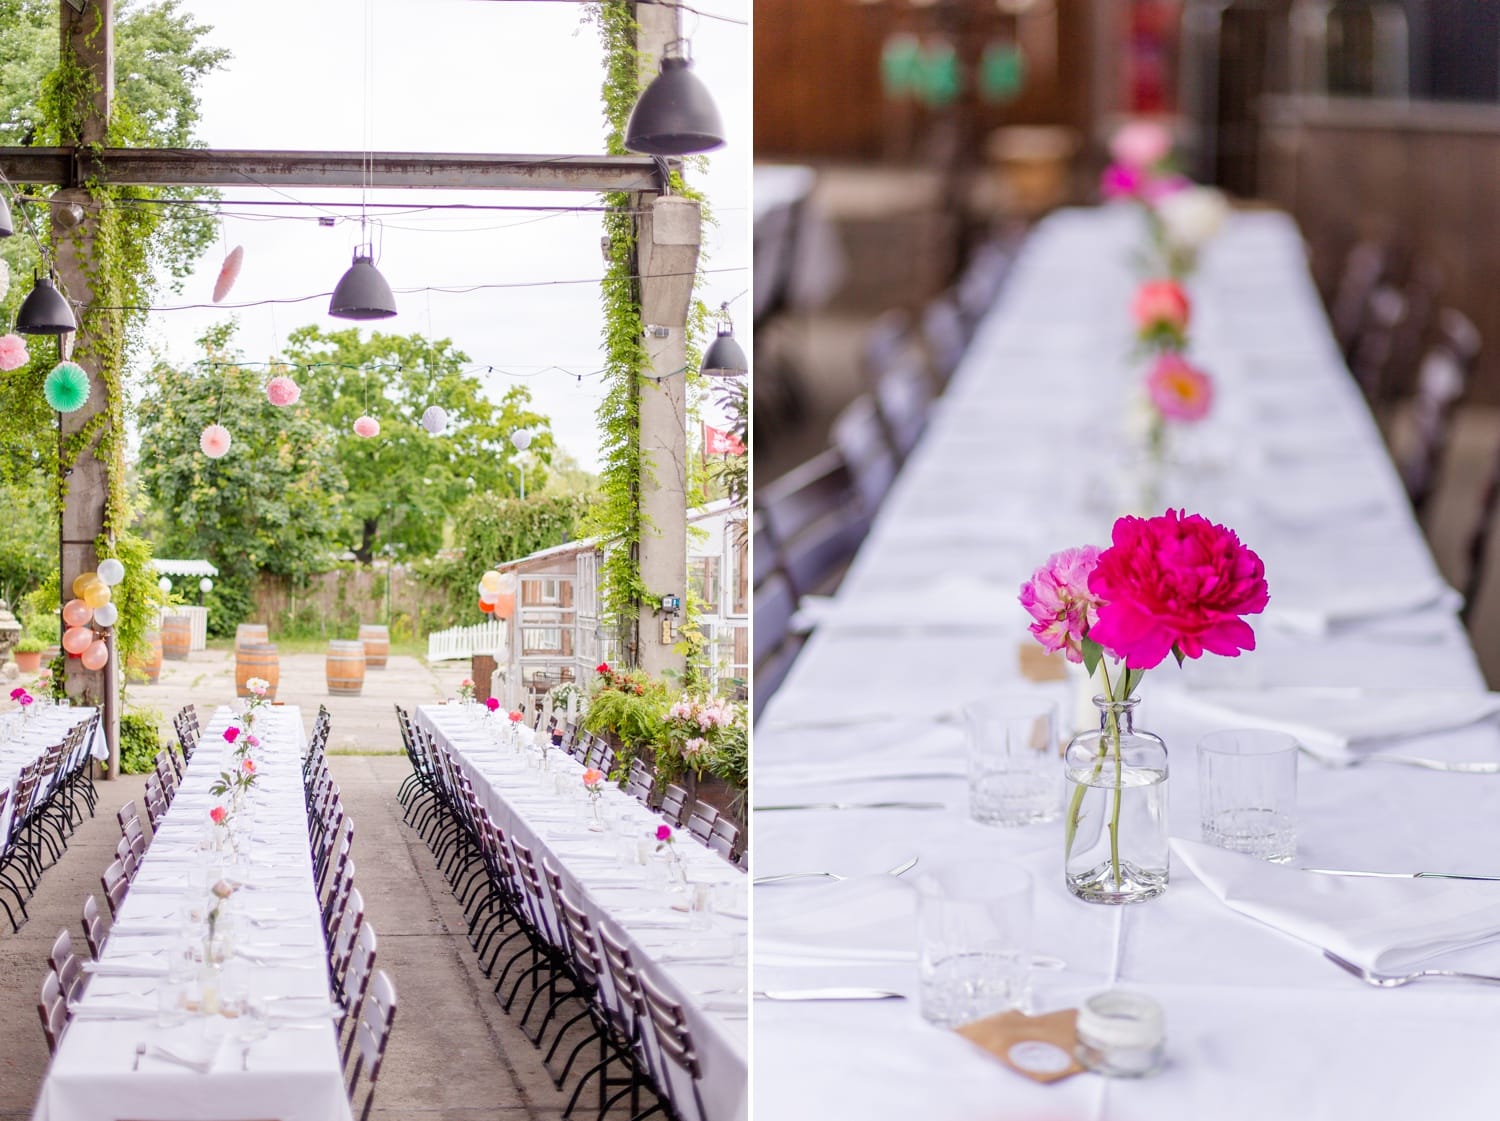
120,710,163,774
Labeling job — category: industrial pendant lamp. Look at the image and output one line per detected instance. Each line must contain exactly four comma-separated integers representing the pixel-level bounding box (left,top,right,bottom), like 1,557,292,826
625,40,726,156
700,306,747,377
329,245,397,320
16,271,76,335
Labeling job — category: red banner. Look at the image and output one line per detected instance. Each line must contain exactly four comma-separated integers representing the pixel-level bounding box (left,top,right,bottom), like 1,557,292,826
703,423,745,456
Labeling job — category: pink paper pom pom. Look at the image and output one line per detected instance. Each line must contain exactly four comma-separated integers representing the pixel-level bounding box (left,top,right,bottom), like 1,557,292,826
200,424,232,458
266,375,301,407
213,245,244,304
353,415,380,438
0,333,29,372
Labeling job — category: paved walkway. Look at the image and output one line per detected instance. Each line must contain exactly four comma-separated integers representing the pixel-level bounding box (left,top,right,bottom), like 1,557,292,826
0,668,620,1120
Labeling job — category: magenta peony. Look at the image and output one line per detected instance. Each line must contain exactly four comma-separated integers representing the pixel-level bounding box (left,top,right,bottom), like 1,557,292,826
1100,163,1143,201
353,415,380,438
0,333,28,372
266,375,300,407
1145,354,1214,422
1018,547,1102,664
1087,510,1268,670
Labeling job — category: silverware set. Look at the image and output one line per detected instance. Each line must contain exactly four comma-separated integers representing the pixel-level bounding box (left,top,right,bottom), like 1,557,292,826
754,856,919,886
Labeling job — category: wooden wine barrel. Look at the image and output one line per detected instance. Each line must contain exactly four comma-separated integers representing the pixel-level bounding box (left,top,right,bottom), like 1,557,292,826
235,623,269,651
326,640,366,696
235,643,280,700
357,623,389,669
161,615,192,661
137,629,163,683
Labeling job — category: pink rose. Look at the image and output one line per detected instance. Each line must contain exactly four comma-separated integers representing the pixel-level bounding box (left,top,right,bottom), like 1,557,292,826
1110,121,1173,169
210,806,226,825
245,734,259,748
241,758,256,774
1088,510,1268,670
655,825,672,843
485,697,500,712
1132,279,1190,337
508,709,523,723
223,726,240,744
1019,547,1102,664
1145,354,1214,422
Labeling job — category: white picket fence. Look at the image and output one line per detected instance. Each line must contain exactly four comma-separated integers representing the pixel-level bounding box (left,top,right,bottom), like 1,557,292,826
426,620,505,663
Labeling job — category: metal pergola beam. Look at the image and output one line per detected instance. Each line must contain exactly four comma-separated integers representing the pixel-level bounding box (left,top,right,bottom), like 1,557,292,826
0,147,669,193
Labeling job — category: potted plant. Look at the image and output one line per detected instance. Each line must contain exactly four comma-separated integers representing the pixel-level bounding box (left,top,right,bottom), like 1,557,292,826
12,636,45,674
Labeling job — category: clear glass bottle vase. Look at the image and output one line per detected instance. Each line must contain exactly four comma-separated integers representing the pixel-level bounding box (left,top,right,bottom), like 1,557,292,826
1063,696,1169,904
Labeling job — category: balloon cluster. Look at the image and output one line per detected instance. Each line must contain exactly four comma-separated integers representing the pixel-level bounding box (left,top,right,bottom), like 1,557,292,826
476,569,515,618
62,560,125,672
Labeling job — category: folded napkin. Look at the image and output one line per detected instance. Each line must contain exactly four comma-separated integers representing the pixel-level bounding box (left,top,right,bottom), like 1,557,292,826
755,723,965,787
1264,579,1460,636
83,959,168,979
147,1035,221,1074
68,1001,155,1021
1160,686,1500,754
801,577,1028,635
702,996,747,1013
756,876,916,963
1174,839,1500,972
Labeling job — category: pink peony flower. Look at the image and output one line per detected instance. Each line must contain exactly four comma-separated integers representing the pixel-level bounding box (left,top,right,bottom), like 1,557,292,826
1018,547,1102,664
210,805,226,825
655,824,672,843
8,687,23,700
1132,279,1190,336
266,375,300,407
1146,354,1214,422
17,692,33,707
0,333,28,372
1110,121,1173,169
353,415,380,438
223,726,240,744
485,696,500,712
200,424,232,458
1100,162,1143,201
1088,510,1269,670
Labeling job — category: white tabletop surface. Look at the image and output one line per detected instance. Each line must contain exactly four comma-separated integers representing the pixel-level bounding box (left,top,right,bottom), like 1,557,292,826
1,705,106,841
753,206,1500,1121
417,704,748,1121
33,704,351,1121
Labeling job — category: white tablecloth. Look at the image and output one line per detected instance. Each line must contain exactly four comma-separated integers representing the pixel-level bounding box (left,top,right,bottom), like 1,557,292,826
1,705,107,841
417,704,748,1121
33,704,352,1121
753,207,1500,1121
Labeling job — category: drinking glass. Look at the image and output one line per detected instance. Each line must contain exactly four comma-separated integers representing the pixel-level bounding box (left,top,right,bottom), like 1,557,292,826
688,880,714,931
1197,729,1298,862
917,862,1033,1028
963,694,1062,826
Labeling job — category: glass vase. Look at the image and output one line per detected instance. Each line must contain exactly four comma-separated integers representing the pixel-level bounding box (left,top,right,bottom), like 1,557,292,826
1063,696,1168,904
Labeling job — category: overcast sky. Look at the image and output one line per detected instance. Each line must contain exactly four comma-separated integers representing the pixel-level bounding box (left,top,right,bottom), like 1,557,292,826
139,0,750,473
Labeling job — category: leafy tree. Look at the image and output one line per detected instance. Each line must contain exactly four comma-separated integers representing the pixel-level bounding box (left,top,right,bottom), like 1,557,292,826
281,326,556,561
135,327,347,635
0,472,55,615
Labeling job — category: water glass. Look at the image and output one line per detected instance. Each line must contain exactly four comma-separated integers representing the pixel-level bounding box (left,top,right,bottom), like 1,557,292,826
1197,729,1298,863
917,862,1033,1028
688,880,714,931
963,695,1062,826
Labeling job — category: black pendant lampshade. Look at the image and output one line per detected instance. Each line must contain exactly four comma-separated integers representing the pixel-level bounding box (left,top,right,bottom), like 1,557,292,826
329,251,397,320
16,272,76,335
701,320,748,378
625,44,726,156
0,192,13,238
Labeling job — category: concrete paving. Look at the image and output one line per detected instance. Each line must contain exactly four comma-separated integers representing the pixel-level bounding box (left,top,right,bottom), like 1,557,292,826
0,660,634,1121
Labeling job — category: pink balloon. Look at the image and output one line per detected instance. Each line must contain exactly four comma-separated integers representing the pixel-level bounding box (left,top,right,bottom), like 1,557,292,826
81,640,109,671
62,598,92,628
63,626,93,655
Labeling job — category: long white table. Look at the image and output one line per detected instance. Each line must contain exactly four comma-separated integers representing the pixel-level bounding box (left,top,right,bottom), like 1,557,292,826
753,207,1500,1121
1,705,107,842
416,704,748,1121
33,704,352,1121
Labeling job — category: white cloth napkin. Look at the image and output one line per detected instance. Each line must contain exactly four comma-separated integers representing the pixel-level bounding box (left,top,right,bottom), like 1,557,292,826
1263,579,1460,636
755,876,917,963
1160,686,1500,753
799,576,1027,634
1173,839,1500,972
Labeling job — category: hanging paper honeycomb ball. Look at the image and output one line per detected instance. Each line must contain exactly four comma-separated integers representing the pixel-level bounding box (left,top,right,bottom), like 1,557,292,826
44,362,90,412
213,245,244,304
420,405,448,435
0,259,9,302
353,415,380,438
266,375,301,407
0,333,28,372
200,424,232,458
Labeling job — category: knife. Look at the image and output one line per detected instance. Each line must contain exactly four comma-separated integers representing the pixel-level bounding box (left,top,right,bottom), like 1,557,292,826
1302,868,1500,882
756,801,947,812
755,988,906,1001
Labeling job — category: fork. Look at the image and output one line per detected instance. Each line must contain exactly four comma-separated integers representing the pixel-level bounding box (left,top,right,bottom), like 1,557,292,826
1323,949,1500,988
1298,745,1500,774
754,856,919,886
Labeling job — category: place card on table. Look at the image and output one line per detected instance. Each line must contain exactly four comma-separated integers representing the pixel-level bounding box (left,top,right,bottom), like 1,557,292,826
955,1008,1085,1084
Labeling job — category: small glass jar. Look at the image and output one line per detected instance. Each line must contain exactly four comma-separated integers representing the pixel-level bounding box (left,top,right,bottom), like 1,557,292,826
1075,990,1165,1077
